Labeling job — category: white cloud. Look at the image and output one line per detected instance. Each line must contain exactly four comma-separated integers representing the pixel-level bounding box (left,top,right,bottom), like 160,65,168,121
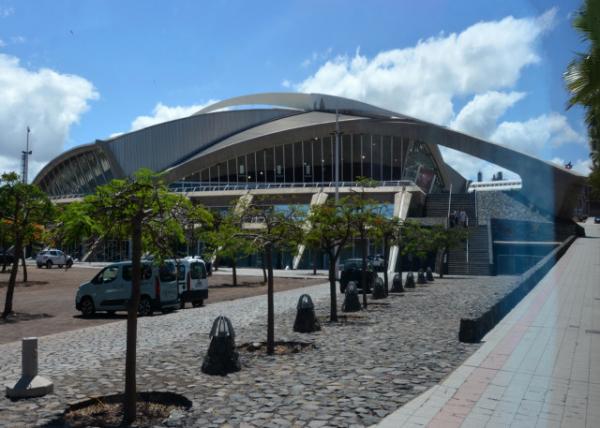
129,100,218,131
0,53,99,179
296,9,556,125
0,38,5,47
550,157,591,176
281,79,291,88
491,113,585,156
450,91,525,139
440,147,520,182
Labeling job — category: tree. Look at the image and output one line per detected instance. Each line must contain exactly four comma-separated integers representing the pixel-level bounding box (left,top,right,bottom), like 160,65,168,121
564,0,600,194
79,169,211,423
305,198,355,322
400,220,431,270
429,224,468,278
0,172,54,318
349,178,380,309
237,201,304,354
370,215,403,294
204,206,254,287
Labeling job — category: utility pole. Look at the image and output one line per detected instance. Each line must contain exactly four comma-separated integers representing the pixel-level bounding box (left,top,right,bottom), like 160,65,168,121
21,127,32,184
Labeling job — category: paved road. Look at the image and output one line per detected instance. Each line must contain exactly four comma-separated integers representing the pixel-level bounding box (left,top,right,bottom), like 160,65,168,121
0,266,322,345
379,220,600,427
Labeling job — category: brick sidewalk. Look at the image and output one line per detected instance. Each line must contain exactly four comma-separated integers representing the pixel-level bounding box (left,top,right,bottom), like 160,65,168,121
378,223,600,428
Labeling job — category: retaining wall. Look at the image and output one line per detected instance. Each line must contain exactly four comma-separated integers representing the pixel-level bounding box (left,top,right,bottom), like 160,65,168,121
458,234,577,343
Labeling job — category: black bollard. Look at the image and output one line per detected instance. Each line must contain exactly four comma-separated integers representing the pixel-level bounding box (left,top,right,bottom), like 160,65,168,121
293,294,321,333
201,316,241,376
405,272,416,289
342,282,361,312
426,267,434,282
391,273,404,293
417,269,426,284
372,277,386,299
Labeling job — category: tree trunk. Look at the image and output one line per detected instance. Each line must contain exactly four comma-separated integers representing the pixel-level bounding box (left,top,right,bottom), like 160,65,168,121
312,251,318,275
20,249,27,283
232,259,237,287
266,243,275,355
2,236,22,318
361,232,368,309
261,254,267,284
328,254,338,322
436,248,445,278
383,239,389,296
123,218,142,424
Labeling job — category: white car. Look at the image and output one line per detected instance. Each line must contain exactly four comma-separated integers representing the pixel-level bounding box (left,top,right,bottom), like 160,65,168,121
36,249,73,269
75,261,180,317
174,257,209,308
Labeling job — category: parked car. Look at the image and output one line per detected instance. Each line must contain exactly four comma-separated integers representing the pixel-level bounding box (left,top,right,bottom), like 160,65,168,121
339,258,378,293
595,216,600,224
367,254,386,271
174,257,209,308
0,248,15,265
36,249,73,269
75,261,180,317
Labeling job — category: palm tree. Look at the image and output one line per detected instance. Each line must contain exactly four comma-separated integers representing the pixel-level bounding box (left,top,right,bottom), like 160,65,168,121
564,0,600,172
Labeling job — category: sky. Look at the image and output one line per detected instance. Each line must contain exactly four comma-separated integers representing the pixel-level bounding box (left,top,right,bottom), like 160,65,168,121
0,0,592,182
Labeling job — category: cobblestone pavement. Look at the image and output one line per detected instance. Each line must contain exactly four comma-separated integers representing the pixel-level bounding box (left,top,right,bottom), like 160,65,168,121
0,274,518,427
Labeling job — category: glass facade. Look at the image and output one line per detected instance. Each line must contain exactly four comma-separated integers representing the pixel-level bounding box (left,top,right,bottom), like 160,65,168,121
182,133,444,190
38,149,114,197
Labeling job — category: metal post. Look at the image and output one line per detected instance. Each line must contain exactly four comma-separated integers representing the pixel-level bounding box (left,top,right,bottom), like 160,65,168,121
334,110,340,203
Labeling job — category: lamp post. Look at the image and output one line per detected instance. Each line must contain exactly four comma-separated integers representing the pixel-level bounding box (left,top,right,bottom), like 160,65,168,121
21,127,32,184
330,110,343,203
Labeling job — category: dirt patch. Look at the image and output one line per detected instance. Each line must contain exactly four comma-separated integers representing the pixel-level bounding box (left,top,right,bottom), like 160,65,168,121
238,340,315,355
0,280,49,288
0,266,326,345
57,392,191,428
0,312,53,325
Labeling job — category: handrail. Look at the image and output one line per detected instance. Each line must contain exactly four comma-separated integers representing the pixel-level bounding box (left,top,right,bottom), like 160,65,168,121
48,180,416,200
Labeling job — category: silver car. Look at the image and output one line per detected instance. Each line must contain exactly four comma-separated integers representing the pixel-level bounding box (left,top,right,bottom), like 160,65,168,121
36,249,73,269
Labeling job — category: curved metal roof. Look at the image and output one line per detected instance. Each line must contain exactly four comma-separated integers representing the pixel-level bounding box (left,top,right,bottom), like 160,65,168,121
195,92,409,119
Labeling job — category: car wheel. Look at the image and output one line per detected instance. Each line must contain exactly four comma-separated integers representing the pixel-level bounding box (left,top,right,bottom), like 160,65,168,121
138,296,152,317
80,297,95,317
107,310,116,316
46,260,53,269
192,299,203,308
180,299,186,309
66,259,73,268
37,264,42,269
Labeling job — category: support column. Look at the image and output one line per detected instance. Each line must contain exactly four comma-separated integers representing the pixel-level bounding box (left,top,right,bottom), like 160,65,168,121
292,191,329,270
388,190,412,277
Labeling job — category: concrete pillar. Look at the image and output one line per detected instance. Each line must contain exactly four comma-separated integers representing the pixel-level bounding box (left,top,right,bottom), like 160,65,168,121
388,190,412,277
5,337,53,398
292,191,329,270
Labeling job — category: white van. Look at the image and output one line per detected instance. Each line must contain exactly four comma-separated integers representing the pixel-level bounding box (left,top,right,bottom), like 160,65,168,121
75,261,180,317
174,257,209,308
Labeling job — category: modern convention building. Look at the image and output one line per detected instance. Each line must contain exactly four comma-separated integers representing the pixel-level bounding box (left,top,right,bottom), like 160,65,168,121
34,93,586,274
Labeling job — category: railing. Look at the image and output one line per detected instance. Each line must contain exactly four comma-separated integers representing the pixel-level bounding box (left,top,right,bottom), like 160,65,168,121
48,180,415,200
168,180,414,193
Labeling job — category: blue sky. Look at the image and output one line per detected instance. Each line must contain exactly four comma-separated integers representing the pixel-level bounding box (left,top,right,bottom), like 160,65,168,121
0,0,591,180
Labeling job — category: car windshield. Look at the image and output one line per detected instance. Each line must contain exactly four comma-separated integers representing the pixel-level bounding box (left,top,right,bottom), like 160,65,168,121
159,262,177,282
190,262,206,279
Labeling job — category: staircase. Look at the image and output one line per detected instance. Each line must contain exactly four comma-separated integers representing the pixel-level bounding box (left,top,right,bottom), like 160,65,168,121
425,193,477,221
447,225,491,275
